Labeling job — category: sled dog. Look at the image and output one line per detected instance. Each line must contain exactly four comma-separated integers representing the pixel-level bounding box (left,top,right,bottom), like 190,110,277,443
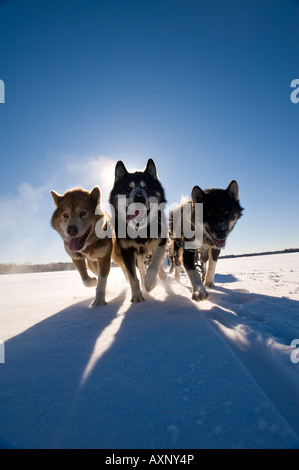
50,186,118,306
169,180,243,301
109,158,167,302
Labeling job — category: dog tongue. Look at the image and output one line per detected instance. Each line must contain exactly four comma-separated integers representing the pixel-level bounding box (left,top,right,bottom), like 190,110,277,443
215,239,226,248
69,237,82,252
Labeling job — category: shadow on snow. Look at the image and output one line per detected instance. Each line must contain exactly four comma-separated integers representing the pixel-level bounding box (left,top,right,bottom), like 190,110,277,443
0,275,298,449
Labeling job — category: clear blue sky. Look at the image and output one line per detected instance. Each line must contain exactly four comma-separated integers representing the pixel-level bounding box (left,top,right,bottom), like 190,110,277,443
0,0,298,263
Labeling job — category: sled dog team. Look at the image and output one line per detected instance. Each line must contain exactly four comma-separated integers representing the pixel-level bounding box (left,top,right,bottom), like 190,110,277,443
51,159,243,305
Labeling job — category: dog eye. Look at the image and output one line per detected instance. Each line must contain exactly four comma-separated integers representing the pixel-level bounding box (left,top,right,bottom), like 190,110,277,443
80,211,87,217
63,213,69,219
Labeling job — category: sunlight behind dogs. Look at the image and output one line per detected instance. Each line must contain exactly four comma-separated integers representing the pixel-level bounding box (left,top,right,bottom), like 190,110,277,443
80,293,131,386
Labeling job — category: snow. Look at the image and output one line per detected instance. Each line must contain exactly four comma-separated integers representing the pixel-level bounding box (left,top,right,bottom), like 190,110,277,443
0,253,298,449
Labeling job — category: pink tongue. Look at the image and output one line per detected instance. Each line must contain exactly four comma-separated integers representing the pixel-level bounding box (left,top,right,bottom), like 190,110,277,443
69,237,82,252
215,239,226,248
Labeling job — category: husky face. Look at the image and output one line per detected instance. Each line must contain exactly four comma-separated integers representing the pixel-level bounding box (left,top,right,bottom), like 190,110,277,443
109,158,166,228
192,180,243,249
51,187,101,253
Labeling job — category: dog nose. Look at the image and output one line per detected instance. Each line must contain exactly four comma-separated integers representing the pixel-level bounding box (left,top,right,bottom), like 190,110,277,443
133,194,146,204
216,230,226,239
67,224,78,237
132,186,146,204
215,222,227,239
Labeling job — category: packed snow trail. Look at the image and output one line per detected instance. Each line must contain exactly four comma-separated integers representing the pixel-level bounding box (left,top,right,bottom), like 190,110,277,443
0,254,298,448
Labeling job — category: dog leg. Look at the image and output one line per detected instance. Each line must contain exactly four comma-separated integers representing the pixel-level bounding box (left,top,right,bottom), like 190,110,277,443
169,255,174,273
136,254,146,287
72,258,97,287
92,254,111,306
205,247,220,288
183,250,209,301
173,242,182,282
87,259,98,276
159,264,167,280
111,241,128,279
200,247,209,284
121,247,144,302
145,240,166,292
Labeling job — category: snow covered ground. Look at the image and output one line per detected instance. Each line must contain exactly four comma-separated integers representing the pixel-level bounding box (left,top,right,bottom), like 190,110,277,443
0,253,298,449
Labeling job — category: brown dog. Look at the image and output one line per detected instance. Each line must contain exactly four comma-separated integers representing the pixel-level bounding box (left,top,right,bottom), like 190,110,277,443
50,186,118,306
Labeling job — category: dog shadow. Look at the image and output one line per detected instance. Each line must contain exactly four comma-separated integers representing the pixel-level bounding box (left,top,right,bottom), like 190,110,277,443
214,273,238,283
0,288,127,448
1,274,298,449
0,276,225,449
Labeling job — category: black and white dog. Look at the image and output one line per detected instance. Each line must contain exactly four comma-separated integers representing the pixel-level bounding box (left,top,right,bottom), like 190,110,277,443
109,159,167,302
169,180,243,301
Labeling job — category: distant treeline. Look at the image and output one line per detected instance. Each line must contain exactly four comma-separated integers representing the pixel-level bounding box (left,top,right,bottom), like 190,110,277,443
220,248,299,259
0,248,298,275
0,262,75,275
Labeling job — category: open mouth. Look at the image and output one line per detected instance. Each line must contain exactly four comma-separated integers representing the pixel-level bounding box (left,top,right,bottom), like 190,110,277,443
68,226,91,252
212,238,227,248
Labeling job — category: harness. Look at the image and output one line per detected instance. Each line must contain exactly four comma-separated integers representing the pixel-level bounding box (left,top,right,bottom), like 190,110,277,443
168,231,204,273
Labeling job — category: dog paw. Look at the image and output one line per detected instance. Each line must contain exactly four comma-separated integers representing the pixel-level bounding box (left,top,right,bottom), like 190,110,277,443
91,299,107,306
83,277,98,287
205,281,215,288
192,287,209,301
131,294,145,303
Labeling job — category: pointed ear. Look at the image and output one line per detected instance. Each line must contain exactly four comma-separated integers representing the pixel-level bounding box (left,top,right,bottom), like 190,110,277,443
114,161,128,182
50,190,63,207
191,186,205,205
145,158,157,179
227,180,239,200
89,186,101,203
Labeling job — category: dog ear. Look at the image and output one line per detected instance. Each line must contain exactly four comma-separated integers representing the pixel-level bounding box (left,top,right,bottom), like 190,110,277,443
89,186,101,203
115,161,128,182
191,186,205,204
50,190,63,207
227,180,239,200
145,158,157,179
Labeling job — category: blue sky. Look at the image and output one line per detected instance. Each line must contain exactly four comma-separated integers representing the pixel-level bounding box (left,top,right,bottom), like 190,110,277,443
0,0,298,263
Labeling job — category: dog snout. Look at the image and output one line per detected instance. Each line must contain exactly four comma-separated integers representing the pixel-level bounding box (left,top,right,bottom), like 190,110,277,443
214,222,227,239
133,194,146,204
67,224,79,237
132,187,146,204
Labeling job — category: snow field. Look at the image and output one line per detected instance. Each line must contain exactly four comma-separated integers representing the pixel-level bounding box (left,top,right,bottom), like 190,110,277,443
0,253,298,448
